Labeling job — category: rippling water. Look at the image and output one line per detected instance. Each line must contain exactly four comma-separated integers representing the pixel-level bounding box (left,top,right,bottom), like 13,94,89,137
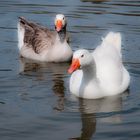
0,0,140,140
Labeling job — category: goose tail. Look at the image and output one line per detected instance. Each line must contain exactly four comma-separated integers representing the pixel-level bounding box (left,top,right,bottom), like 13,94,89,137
17,17,26,50
102,32,121,53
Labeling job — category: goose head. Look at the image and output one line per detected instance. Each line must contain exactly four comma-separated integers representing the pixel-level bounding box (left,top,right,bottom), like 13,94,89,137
55,14,67,32
68,49,94,74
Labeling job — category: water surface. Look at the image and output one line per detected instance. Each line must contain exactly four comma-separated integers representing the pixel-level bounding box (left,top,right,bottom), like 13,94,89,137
0,0,140,140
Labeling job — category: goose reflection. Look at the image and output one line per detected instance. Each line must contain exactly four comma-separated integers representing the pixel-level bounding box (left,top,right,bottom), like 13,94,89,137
70,93,128,140
19,57,69,111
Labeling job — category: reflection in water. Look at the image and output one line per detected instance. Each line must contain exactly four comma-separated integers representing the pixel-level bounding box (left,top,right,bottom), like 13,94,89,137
52,74,65,111
70,94,126,140
70,113,96,140
19,57,69,111
76,113,96,140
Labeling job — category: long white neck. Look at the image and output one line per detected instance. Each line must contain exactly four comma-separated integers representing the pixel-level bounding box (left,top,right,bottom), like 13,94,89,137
82,59,97,81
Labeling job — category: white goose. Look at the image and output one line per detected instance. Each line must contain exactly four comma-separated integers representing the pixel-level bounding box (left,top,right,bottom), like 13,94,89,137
68,32,130,99
17,14,73,62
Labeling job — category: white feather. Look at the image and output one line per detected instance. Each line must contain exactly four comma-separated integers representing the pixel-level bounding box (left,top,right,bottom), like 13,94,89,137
17,23,24,50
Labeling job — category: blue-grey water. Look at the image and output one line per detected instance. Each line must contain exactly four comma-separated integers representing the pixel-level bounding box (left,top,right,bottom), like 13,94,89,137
0,0,140,140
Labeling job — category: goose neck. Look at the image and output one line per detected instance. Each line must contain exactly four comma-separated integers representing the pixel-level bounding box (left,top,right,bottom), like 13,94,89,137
58,26,66,42
82,62,96,80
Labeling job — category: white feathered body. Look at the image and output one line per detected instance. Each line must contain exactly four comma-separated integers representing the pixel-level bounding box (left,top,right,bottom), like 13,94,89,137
69,32,130,99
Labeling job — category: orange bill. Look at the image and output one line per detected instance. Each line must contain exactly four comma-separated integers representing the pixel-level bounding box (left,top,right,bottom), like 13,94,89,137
68,58,80,74
56,20,63,32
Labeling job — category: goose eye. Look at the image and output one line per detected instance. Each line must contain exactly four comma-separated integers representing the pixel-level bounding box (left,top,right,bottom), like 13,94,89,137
81,54,84,58
63,17,65,20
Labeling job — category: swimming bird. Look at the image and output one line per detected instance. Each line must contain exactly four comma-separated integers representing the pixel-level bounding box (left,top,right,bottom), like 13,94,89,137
17,14,73,62
68,32,130,99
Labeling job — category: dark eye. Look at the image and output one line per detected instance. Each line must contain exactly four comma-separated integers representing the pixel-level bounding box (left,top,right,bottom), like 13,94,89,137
63,17,65,20
81,54,84,58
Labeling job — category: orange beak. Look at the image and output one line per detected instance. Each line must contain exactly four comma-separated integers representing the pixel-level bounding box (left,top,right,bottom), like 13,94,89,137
68,58,80,74
56,20,63,32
